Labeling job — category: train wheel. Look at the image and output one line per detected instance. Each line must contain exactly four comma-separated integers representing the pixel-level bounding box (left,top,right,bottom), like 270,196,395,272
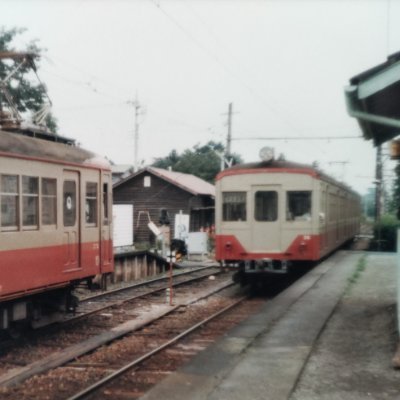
7,321,27,339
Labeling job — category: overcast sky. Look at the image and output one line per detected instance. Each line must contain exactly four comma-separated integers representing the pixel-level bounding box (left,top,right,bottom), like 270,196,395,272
2,0,400,194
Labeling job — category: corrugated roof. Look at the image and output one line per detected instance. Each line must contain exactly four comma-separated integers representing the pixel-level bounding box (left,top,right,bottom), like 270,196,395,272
113,166,215,197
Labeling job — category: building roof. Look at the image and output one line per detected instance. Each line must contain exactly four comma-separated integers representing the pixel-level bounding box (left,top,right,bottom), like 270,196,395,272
113,166,215,197
345,51,400,146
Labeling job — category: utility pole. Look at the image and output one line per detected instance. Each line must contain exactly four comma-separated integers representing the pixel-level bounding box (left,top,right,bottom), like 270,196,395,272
221,102,238,169
127,95,144,172
227,102,233,156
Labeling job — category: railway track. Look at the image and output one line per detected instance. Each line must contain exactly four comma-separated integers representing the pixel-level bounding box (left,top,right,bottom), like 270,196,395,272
66,265,223,324
0,268,243,396
68,296,250,400
0,278,264,400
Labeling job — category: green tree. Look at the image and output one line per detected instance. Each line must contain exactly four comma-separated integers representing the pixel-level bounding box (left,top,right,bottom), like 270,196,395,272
152,141,243,183
0,27,57,131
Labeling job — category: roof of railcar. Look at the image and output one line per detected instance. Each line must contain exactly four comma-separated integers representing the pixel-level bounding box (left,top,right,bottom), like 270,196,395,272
0,129,110,170
216,160,359,196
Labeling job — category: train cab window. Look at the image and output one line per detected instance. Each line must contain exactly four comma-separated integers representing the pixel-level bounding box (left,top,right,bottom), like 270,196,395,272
63,180,76,227
1,174,19,229
42,178,57,225
103,182,109,225
287,191,311,221
222,192,246,221
22,176,39,228
255,191,277,221
85,182,98,226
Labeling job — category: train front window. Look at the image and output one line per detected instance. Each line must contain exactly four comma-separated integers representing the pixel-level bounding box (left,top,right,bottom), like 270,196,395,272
255,191,277,221
287,191,311,221
42,178,57,225
22,176,39,228
63,180,76,227
85,182,98,226
1,174,19,229
222,192,246,221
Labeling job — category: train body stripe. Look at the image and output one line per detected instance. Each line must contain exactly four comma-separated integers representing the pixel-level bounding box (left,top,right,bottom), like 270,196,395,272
0,240,113,301
216,233,335,262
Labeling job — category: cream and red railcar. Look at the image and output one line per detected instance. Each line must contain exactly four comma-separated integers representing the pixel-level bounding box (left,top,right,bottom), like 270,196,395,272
0,129,113,332
215,159,360,280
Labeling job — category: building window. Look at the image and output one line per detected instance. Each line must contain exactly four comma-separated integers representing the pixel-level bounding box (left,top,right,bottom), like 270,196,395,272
85,182,98,226
1,174,19,229
42,178,57,225
144,176,151,187
255,191,277,221
287,191,311,221
222,192,246,221
63,180,76,227
22,176,39,228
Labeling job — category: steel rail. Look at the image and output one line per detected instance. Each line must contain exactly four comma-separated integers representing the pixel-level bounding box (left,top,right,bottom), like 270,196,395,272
81,265,218,302
64,268,224,324
67,295,247,400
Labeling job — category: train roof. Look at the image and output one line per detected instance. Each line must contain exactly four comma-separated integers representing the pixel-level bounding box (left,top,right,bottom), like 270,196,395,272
216,159,359,196
0,129,110,170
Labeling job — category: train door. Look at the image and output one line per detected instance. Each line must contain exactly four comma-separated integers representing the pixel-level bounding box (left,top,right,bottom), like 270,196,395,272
63,170,80,271
251,185,281,252
100,173,113,273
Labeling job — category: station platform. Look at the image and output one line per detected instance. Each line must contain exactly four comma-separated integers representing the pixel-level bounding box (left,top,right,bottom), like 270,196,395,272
140,251,400,400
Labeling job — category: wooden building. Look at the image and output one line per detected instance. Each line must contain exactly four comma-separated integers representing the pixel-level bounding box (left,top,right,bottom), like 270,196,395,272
113,167,215,246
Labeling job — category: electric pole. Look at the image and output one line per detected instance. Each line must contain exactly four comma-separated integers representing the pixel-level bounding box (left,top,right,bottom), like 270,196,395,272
227,102,233,156
221,102,238,168
127,95,144,172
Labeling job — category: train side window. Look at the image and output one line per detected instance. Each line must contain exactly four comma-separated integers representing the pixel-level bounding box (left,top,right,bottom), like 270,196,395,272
22,176,39,229
0,174,19,230
222,192,246,221
63,180,76,227
103,182,109,225
42,178,57,225
255,191,277,221
287,191,311,221
85,182,98,226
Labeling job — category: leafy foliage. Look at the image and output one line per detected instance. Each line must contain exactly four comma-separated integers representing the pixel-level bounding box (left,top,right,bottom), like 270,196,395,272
0,27,58,131
371,214,400,252
152,141,243,183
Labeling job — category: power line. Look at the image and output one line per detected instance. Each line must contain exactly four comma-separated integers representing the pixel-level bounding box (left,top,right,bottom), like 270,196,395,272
149,0,303,136
232,135,363,141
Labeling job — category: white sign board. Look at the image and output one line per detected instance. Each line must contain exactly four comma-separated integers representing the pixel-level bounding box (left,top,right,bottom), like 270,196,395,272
174,213,189,242
113,204,133,247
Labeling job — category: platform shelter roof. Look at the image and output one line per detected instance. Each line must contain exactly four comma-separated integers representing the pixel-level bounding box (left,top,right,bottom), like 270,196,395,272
345,51,400,146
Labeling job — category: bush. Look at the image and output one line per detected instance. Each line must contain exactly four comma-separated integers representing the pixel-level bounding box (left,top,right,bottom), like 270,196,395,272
371,214,400,252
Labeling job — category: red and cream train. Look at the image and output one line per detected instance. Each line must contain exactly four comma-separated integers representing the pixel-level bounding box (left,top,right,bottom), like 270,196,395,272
215,157,360,282
0,128,113,333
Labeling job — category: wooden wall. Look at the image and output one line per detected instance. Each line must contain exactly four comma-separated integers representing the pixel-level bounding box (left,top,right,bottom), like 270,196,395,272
113,172,214,246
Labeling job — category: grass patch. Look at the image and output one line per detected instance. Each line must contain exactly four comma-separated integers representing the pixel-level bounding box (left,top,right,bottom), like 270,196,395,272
346,255,367,292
